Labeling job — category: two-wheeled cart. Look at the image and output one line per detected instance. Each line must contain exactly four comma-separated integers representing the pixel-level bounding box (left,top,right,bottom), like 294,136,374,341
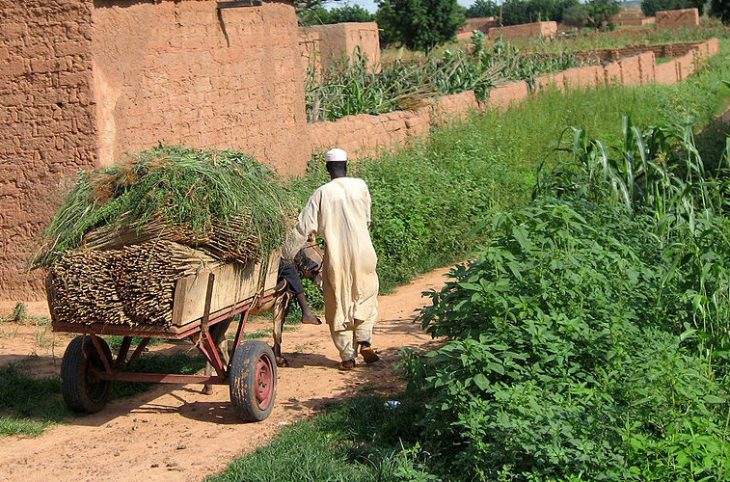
48,257,283,422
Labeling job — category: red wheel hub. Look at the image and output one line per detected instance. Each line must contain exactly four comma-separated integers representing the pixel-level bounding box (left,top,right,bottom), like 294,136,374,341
254,356,274,409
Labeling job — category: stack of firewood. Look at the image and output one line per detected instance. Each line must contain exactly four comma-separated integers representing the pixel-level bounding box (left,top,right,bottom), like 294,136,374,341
47,240,222,327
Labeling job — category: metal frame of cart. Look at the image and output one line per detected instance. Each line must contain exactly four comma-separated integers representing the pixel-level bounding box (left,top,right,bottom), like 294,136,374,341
50,273,284,422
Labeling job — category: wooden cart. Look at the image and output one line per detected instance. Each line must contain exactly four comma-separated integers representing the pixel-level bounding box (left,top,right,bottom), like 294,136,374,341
48,255,283,422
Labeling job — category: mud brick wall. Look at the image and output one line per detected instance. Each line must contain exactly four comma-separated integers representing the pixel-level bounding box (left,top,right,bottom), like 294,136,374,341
93,1,309,175
459,17,497,34
488,21,557,40
0,0,310,300
301,22,380,72
656,8,699,29
0,0,97,299
299,30,321,75
574,40,707,63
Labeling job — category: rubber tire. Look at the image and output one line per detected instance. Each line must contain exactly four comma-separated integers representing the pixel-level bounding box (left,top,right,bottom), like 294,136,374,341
61,336,113,413
229,340,277,422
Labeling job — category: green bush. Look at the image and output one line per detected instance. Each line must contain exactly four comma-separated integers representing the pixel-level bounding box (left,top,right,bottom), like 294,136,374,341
404,118,730,480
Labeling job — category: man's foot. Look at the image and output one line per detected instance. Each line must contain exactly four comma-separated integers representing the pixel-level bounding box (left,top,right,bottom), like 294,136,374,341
301,315,322,325
360,345,380,364
339,359,356,370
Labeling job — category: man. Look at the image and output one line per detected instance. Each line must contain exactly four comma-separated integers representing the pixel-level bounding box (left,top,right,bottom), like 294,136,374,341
283,148,379,370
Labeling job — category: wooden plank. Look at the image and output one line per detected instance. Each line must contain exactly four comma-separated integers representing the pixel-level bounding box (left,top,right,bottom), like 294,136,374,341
172,253,281,326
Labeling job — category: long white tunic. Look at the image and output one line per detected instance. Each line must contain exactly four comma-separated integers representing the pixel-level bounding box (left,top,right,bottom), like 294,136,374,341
283,177,379,331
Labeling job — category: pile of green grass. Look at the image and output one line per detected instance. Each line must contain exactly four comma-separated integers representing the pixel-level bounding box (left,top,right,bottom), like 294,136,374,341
34,146,295,267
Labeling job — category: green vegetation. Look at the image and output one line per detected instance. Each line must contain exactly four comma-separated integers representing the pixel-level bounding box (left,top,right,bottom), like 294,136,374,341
0,352,204,437
214,39,730,480
641,0,705,17
376,0,465,51
298,4,374,26
508,22,725,53
711,0,730,25
406,119,730,479
308,33,579,121
0,303,49,325
35,146,295,267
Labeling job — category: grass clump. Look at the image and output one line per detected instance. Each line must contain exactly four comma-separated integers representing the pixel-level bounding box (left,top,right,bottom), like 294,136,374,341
34,146,295,267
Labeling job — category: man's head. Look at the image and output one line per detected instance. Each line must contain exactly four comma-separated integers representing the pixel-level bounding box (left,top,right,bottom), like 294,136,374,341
325,148,347,180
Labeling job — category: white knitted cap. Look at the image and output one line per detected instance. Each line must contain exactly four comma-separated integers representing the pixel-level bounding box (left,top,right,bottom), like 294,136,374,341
325,148,348,163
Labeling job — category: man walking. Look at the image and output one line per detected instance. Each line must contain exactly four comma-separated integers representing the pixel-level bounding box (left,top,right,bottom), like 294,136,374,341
283,148,379,370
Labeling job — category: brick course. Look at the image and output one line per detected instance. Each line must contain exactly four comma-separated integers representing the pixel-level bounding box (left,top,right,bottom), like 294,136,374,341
488,21,557,40
656,8,699,29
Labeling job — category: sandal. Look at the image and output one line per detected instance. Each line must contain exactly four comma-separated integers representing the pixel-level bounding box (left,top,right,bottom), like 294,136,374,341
339,359,356,370
360,346,380,364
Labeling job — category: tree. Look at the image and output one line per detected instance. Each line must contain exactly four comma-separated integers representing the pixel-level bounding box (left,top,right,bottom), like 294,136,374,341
641,0,705,17
710,0,730,24
499,0,581,26
327,4,375,23
585,0,620,29
298,4,375,26
562,3,590,27
376,0,466,51
466,0,499,18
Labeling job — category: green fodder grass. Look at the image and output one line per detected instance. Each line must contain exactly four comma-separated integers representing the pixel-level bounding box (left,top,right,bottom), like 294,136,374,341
35,146,295,267
0,350,205,437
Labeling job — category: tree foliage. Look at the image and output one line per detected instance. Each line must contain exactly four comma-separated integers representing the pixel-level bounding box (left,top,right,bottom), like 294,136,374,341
640,0,705,16
710,0,730,24
298,4,375,26
465,0,499,18
497,0,581,26
376,0,465,51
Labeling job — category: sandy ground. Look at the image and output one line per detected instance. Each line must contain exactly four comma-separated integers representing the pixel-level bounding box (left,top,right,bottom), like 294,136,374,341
0,267,451,482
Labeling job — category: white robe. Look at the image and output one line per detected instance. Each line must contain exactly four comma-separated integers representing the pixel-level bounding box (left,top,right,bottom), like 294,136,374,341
283,177,379,331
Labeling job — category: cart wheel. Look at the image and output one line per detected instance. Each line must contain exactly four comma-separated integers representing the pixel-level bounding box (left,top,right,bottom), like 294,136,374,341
229,340,277,422
61,336,113,413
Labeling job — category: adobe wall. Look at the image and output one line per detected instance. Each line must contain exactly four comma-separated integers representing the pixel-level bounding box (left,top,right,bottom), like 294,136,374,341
92,1,309,176
299,30,322,74
459,17,497,34
656,8,699,29
0,0,98,299
300,22,380,72
0,0,310,300
488,21,557,40
573,40,708,63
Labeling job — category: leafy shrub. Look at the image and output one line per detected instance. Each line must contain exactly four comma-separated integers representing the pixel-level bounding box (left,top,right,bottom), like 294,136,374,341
403,117,730,480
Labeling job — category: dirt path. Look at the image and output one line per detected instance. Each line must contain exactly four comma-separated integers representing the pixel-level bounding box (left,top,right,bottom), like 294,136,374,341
0,267,451,482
